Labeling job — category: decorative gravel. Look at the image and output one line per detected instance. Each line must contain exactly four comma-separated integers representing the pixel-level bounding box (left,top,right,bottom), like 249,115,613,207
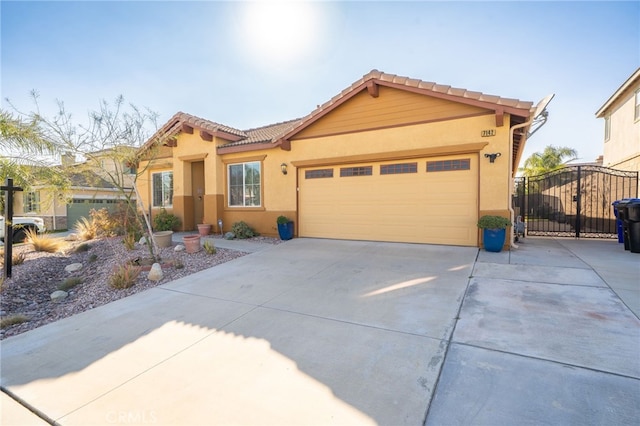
0,235,280,340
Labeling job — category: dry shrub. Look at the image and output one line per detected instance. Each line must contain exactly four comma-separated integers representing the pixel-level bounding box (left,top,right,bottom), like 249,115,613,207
58,277,83,291
122,232,136,250
0,314,29,328
74,217,97,241
12,251,26,265
89,208,119,237
0,250,26,266
109,264,141,289
26,229,66,253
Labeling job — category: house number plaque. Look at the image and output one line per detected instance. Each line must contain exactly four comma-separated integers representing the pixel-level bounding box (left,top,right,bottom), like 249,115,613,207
481,129,496,137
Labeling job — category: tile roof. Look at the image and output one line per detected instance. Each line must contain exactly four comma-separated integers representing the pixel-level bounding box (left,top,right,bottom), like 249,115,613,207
284,69,533,140
225,118,303,147
144,69,535,152
176,112,246,138
142,111,246,151
69,170,117,189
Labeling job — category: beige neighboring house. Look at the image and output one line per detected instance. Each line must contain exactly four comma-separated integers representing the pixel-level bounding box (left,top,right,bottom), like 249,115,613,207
596,68,640,178
17,147,136,231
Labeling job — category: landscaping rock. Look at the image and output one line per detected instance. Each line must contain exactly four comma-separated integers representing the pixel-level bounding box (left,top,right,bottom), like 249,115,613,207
50,290,68,302
139,237,148,245
224,232,235,240
64,263,83,273
174,244,185,252
147,263,163,281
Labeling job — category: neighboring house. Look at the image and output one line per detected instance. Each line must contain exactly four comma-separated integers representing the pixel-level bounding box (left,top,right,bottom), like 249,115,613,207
596,68,640,176
137,70,540,247
16,147,136,231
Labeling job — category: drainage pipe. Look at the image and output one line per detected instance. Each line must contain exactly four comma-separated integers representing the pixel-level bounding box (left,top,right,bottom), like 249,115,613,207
508,119,533,249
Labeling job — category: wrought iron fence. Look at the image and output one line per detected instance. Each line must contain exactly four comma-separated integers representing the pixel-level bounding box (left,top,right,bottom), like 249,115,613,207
513,166,638,238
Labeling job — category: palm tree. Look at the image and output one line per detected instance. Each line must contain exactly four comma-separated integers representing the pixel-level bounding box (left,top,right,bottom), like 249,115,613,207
520,145,578,177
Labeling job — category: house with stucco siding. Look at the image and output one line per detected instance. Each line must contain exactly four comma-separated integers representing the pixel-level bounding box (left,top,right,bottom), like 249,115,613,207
137,70,542,248
596,68,640,188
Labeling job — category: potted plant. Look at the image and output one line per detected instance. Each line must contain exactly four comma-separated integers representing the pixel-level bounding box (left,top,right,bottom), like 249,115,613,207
197,223,212,236
183,234,201,253
152,209,181,248
276,215,294,240
477,215,511,252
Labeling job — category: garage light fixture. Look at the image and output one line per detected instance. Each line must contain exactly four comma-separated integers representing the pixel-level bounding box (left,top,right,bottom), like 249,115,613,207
484,153,501,163
281,163,288,175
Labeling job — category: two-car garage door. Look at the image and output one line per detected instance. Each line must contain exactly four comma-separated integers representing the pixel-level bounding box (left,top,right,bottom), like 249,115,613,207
298,155,478,246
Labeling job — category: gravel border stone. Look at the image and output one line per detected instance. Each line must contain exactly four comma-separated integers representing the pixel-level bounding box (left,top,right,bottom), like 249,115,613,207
0,235,279,339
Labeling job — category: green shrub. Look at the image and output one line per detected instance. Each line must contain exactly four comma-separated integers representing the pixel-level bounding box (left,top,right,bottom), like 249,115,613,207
58,277,82,291
153,209,181,231
109,264,141,289
477,215,511,229
276,215,291,225
231,221,258,239
73,243,91,253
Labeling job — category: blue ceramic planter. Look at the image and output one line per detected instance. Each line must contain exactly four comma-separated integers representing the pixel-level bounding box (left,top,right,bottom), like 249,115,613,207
483,228,506,252
277,221,294,240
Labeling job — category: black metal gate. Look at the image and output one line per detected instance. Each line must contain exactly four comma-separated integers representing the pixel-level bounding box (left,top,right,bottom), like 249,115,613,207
513,166,638,238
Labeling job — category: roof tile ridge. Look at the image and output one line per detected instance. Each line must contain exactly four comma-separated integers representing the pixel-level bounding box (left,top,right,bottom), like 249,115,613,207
243,117,303,133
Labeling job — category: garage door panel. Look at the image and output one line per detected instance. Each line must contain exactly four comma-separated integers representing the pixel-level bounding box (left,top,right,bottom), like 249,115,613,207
299,156,477,246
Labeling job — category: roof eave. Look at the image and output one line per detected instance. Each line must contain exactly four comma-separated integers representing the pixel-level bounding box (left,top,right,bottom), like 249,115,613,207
595,67,640,118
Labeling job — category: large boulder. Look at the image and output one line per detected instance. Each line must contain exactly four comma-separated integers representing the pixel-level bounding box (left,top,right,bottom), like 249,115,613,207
224,232,235,240
50,290,68,302
147,263,163,281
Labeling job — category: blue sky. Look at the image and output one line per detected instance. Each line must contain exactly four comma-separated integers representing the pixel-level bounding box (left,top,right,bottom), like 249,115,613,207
2,1,638,166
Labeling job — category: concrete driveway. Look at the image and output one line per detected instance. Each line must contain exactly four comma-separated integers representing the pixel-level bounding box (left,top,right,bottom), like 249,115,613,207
1,237,639,425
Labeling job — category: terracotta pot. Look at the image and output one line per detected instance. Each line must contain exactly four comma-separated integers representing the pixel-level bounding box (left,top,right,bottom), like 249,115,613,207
183,234,201,253
153,231,173,248
197,223,212,236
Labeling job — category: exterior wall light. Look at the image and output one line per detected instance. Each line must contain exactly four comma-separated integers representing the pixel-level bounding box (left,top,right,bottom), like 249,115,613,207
484,153,501,163
281,163,288,175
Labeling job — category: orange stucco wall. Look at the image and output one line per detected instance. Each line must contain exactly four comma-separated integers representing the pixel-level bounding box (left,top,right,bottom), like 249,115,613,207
137,86,518,243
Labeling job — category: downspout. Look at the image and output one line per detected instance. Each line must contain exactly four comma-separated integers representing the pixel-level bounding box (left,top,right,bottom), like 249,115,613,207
508,119,532,249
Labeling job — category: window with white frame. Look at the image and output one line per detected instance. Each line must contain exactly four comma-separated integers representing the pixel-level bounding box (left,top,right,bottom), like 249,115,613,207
152,171,173,207
604,115,611,141
635,89,640,121
23,191,40,213
228,161,261,207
